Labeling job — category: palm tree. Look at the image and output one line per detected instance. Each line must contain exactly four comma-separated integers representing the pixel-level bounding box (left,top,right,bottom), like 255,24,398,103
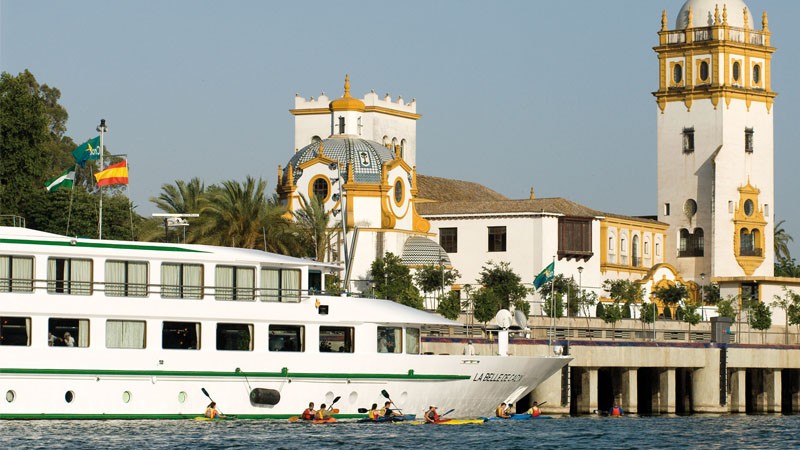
195,176,272,249
293,194,333,261
150,178,205,214
774,219,794,261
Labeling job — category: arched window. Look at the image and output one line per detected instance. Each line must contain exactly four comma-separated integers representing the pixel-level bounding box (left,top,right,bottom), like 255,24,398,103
632,235,640,267
679,229,690,253
400,139,407,159
311,136,321,144
740,228,754,256
679,228,703,257
673,63,683,84
312,178,329,200
382,136,389,147
753,64,761,85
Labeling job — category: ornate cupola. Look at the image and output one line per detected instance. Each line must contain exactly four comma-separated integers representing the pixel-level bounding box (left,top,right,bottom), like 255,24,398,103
328,75,365,136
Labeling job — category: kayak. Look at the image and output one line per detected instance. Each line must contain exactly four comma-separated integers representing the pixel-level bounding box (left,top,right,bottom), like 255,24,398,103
193,416,234,421
357,414,416,423
311,417,337,424
482,414,553,421
405,419,484,425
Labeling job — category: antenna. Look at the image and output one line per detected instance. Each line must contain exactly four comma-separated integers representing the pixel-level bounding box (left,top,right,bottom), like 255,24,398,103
514,309,529,330
495,309,512,330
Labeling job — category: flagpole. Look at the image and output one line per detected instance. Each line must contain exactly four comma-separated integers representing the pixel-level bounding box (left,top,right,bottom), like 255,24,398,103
97,119,108,239
549,255,556,354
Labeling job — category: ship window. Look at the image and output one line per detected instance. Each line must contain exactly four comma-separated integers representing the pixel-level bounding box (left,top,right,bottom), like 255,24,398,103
105,320,146,349
47,258,92,295
161,263,203,299
0,316,31,346
215,266,255,301
405,327,420,354
216,323,253,351
377,326,402,353
319,326,354,353
105,260,148,297
0,255,33,293
162,321,200,350
260,268,301,302
440,228,458,253
488,226,507,252
49,318,89,348
268,325,304,352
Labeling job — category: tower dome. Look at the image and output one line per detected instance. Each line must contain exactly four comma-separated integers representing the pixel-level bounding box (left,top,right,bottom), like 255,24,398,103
329,74,365,112
283,136,397,185
675,0,752,29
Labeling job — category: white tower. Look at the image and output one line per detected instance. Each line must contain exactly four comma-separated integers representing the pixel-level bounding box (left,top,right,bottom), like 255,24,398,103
655,0,775,280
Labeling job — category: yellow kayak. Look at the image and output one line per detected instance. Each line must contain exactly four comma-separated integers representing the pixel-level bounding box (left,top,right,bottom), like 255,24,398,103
404,419,484,425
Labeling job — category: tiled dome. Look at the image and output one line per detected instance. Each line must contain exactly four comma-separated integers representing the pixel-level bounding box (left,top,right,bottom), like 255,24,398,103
284,136,396,184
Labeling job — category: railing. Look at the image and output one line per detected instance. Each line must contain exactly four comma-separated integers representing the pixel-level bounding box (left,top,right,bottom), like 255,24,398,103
740,247,763,257
679,248,704,257
663,27,767,47
665,31,685,44
694,29,711,42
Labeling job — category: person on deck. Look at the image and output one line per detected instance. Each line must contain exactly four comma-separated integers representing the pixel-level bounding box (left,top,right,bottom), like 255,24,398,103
301,402,315,420
527,401,541,417
368,403,381,421
315,403,331,420
424,405,439,423
464,340,476,356
380,401,401,417
609,402,624,416
204,401,224,418
496,402,511,418
63,332,75,347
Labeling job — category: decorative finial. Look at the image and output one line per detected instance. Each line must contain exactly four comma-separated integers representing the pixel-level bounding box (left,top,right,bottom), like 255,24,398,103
743,7,749,29
318,141,325,157
714,4,720,25
762,11,769,31
661,10,667,31
723,4,728,25
343,74,351,98
529,188,535,200
687,7,693,28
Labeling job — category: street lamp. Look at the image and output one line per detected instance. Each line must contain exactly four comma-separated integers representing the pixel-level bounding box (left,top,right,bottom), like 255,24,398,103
575,266,583,342
96,119,108,239
700,272,706,321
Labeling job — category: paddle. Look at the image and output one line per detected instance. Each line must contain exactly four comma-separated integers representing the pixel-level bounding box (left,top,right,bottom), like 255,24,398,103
200,387,227,417
380,389,404,414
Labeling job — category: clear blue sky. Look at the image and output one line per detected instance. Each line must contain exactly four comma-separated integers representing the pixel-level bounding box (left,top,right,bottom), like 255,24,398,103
2,0,799,257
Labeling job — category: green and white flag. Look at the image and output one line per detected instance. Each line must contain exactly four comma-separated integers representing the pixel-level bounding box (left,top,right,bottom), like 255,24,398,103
44,165,76,192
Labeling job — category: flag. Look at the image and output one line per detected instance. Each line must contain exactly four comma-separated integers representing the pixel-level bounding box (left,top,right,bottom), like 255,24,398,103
71,136,101,167
533,261,555,289
44,166,76,192
94,160,128,186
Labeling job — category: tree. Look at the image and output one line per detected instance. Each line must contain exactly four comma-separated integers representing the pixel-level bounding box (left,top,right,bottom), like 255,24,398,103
602,279,643,319
774,219,794,261
702,283,720,305
716,296,738,319
682,304,702,332
370,252,423,310
476,261,529,313
436,290,462,320
775,257,800,278
652,283,688,319
151,178,206,215
293,194,333,261
639,301,657,326
414,264,460,303
771,287,800,344
748,299,772,344
472,287,500,325
538,275,579,318
600,302,624,336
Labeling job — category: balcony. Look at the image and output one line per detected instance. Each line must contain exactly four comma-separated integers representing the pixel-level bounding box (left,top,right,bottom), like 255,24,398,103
679,248,704,258
740,247,763,257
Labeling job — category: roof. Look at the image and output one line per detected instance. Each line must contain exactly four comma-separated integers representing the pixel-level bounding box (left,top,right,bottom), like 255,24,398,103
284,136,397,184
400,236,452,267
415,175,508,203
417,197,600,218
675,0,752,30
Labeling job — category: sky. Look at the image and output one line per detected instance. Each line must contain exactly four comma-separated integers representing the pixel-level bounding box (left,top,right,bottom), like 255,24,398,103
2,0,799,257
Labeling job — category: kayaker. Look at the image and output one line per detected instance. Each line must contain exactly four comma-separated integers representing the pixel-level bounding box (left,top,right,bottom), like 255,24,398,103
424,405,439,423
301,402,315,420
380,400,401,417
495,402,511,418
315,403,332,420
609,402,624,416
204,401,225,419
368,403,381,421
527,401,541,417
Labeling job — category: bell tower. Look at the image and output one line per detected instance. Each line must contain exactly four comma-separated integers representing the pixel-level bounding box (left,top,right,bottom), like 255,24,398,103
654,0,776,279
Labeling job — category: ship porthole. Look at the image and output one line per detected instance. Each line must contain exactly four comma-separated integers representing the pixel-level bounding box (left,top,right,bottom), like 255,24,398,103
122,391,131,403
178,391,187,403
348,391,358,405
5,390,15,403
65,390,75,403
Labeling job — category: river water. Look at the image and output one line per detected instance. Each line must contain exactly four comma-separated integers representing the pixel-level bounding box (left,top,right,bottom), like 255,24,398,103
3,415,798,449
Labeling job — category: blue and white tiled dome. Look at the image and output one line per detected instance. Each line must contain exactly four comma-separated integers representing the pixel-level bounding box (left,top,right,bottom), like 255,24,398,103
284,136,396,184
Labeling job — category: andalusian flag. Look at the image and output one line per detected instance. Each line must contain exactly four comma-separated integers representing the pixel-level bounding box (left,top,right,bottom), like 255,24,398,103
71,136,101,167
533,261,555,289
44,166,76,192
94,160,129,186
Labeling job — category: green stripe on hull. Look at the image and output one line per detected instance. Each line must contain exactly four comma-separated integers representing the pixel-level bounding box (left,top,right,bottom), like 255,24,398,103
0,413,366,420
0,238,205,253
0,367,470,381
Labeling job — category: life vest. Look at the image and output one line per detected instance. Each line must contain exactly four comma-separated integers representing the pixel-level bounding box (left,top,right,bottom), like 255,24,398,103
425,410,439,422
302,408,314,420
368,409,380,420
496,406,506,417
205,407,217,418
611,406,622,416
531,407,541,417
315,409,326,420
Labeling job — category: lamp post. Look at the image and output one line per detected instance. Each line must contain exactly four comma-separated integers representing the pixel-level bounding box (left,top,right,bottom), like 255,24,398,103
575,266,583,343
96,119,108,239
700,272,706,321
329,162,348,293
